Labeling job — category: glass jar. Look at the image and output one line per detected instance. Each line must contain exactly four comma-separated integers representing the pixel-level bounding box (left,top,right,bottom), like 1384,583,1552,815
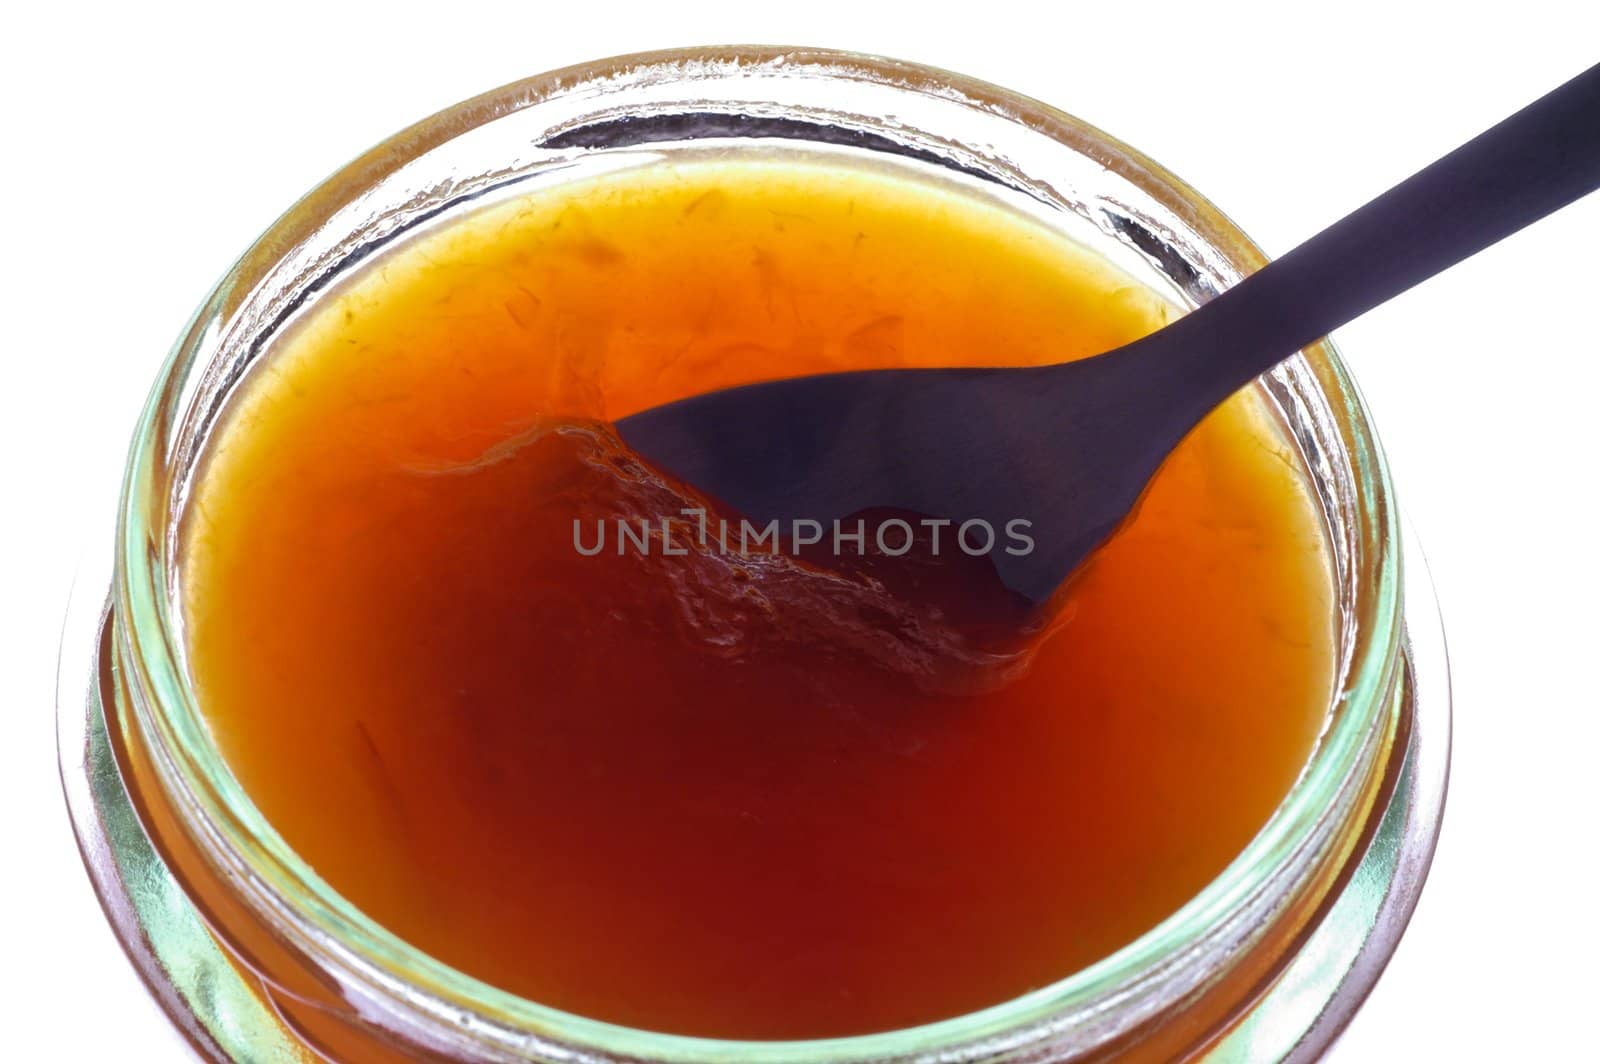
58,46,1449,1063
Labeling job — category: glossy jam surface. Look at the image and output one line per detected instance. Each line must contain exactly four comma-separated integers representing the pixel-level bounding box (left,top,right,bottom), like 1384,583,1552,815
181,158,1335,1039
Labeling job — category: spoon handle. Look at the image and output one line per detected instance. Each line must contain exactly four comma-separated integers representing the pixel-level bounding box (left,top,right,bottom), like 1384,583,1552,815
1150,60,1600,412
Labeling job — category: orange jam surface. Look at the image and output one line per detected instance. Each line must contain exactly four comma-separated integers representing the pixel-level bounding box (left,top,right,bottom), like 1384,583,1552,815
181,157,1335,1039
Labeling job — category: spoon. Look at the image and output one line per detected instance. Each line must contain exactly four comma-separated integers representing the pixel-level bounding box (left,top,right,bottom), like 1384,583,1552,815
617,62,1600,604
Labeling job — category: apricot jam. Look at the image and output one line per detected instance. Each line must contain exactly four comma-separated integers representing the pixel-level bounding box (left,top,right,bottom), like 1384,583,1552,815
180,157,1335,1040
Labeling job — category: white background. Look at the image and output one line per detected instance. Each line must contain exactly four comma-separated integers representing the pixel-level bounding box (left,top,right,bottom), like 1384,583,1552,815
5,2,1597,1059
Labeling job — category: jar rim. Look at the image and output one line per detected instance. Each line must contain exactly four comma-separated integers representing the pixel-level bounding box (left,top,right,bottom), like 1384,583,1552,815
113,44,1404,1062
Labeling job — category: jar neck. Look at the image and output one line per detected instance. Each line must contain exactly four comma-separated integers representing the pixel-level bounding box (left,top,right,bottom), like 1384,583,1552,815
105,46,1408,1064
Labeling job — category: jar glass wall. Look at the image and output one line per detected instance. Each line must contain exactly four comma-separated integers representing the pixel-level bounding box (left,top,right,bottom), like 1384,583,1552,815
60,46,1447,1063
